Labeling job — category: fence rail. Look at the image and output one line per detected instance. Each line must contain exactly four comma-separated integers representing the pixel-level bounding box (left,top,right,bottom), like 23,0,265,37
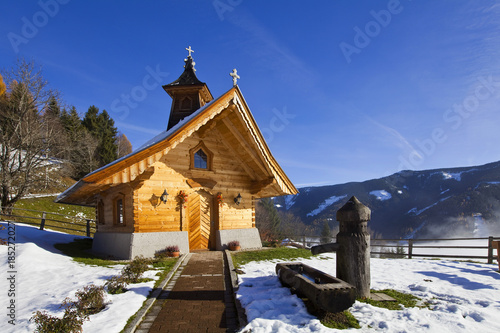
285,235,500,264
0,206,96,237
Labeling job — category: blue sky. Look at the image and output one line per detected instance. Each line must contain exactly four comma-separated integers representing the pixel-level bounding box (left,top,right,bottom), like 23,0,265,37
2,1,500,187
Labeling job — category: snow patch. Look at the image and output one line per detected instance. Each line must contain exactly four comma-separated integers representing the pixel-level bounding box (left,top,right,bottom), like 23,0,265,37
442,171,462,181
306,195,347,217
407,196,451,216
370,190,392,201
284,194,298,210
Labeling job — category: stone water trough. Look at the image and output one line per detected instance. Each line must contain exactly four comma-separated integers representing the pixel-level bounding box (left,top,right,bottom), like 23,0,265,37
276,262,356,313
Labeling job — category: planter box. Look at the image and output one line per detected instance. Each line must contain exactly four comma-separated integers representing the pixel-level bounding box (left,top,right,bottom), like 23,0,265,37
276,263,356,313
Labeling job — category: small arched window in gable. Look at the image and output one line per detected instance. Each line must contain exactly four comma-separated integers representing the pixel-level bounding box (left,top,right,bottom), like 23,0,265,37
190,141,213,171
194,149,208,169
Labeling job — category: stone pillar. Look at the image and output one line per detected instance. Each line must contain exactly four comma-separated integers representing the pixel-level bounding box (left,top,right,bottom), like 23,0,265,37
336,196,371,298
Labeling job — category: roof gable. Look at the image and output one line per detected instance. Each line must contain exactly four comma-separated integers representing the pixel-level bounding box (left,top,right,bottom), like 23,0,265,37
56,86,297,205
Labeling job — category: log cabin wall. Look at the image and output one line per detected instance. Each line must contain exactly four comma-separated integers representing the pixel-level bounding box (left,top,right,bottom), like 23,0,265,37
96,183,135,233
131,129,256,234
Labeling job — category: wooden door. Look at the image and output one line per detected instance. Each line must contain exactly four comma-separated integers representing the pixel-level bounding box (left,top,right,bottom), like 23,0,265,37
187,191,212,250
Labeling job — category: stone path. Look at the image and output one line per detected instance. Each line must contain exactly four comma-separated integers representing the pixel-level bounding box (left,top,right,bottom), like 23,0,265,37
135,251,239,333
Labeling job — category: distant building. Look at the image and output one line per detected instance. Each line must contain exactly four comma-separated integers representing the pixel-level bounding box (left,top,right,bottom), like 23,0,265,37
56,49,297,259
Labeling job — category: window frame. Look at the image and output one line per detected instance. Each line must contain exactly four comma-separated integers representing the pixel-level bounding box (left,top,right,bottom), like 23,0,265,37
113,193,126,226
189,141,213,171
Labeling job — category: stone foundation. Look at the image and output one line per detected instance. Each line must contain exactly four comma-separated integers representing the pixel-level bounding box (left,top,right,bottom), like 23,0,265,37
216,228,262,250
92,231,189,260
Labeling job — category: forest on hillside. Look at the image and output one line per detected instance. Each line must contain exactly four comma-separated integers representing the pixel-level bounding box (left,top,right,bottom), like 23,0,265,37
0,58,132,211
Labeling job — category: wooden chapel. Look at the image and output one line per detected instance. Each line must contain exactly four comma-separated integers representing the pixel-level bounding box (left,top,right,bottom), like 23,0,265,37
56,48,298,259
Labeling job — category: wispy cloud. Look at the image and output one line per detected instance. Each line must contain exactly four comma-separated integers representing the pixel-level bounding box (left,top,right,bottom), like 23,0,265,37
366,116,423,159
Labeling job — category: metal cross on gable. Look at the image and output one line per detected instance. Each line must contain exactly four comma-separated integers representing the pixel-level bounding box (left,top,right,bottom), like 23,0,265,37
186,46,194,57
230,68,240,86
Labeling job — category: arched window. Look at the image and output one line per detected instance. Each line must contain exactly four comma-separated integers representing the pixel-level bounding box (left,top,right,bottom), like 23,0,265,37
113,194,126,226
180,96,192,110
190,141,213,171
194,149,208,169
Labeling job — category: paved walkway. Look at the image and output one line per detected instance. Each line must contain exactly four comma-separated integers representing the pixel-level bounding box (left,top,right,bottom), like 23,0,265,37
135,251,239,333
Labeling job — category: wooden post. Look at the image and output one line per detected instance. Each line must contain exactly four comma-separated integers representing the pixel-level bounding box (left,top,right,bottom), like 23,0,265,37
408,239,413,259
336,196,371,299
86,219,91,237
40,212,47,230
493,240,500,272
488,236,494,264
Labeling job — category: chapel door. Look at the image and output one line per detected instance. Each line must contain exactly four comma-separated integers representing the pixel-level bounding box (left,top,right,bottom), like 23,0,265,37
187,191,213,250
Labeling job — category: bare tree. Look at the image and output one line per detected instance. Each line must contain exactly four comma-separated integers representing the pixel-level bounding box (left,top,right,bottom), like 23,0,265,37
116,132,133,158
0,59,57,212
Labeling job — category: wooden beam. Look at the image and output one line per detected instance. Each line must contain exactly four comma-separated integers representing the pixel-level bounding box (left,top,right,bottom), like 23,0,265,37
213,127,259,180
186,178,217,189
221,117,269,175
250,177,275,194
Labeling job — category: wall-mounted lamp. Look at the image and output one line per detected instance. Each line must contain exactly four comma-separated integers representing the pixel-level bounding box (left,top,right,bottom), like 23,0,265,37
234,193,242,205
160,189,169,204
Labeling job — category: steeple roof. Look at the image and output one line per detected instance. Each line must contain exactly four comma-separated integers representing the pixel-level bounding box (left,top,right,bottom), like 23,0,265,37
164,55,204,87
162,47,214,130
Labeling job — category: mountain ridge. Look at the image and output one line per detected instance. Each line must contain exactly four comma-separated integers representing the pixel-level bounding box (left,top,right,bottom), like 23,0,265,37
275,160,500,239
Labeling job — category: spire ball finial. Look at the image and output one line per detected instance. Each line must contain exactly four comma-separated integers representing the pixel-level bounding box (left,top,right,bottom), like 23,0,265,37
230,68,240,86
186,46,194,57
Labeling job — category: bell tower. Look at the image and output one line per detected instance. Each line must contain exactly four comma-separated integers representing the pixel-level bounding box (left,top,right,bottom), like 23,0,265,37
163,46,213,130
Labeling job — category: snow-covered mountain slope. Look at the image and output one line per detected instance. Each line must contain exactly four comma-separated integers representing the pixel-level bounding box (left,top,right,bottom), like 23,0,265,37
275,161,500,238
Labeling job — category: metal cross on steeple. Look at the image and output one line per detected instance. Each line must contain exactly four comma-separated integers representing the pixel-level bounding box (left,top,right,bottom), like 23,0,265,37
186,46,194,57
230,68,240,86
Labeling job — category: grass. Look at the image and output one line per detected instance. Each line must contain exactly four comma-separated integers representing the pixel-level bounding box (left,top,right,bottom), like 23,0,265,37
54,238,125,267
231,247,313,268
7,195,96,236
152,258,178,288
319,311,361,329
359,289,430,310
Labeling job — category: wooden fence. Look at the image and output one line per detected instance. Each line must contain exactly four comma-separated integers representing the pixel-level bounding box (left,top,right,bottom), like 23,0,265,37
0,206,96,237
284,235,500,264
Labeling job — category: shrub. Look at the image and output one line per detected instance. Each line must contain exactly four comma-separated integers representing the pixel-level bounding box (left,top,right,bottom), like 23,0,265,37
122,255,150,283
105,275,128,294
31,300,88,333
31,309,86,333
166,245,180,253
74,284,106,315
228,240,240,247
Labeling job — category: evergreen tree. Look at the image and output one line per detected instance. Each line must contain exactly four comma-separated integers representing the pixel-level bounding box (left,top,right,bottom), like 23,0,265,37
320,220,331,244
45,95,61,118
82,105,99,135
96,109,118,165
257,198,282,241
82,106,118,168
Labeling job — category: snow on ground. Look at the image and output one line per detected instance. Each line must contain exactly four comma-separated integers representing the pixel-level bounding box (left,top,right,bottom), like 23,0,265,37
369,190,392,201
307,195,347,217
0,222,158,333
238,254,500,332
